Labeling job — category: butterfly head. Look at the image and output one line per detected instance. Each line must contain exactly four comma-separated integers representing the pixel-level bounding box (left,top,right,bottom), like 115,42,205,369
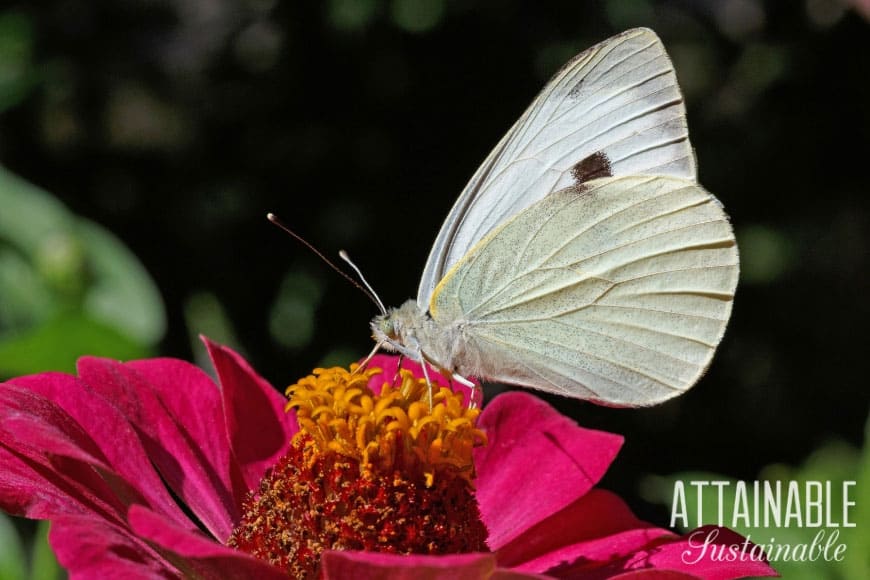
372,314,398,341
370,299,429,359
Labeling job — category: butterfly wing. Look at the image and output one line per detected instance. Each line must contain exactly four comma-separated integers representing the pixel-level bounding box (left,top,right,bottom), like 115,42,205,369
417,28,697,307
428,175,738,406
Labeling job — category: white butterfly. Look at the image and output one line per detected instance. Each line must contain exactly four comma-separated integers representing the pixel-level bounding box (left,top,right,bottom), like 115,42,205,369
370,28,738,407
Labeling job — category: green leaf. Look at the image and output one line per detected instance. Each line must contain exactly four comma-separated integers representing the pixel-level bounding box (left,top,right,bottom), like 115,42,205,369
0,312,151,376
76,219,165,344
0,248,53,331
0,513,27,580
0,165,166,350
842,414,870,580
29,521,63,580
0,167,72,257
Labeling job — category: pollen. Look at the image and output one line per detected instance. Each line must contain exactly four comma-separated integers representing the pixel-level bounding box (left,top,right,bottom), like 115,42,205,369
228,363,489,578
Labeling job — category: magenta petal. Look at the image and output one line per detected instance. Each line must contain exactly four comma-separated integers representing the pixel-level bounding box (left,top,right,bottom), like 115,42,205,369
491,571,557,580
609,572,701,580
6,372,189,527
367,355,482,407
367,355,451,389
622,526,777,580
320,550,498,580
0,439,108,521
49,514,178,579
320,550,552,579
497,489,671,572
474,392,623,550
549,526,776,580
202,337,294,494
0,383,141,523
77,355,237,540
128,505,287,580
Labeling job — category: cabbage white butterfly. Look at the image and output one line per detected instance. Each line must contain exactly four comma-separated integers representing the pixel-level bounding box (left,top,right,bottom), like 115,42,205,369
371,28,738,406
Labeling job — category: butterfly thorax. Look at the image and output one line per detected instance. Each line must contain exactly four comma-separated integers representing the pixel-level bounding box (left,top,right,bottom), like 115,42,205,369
371,299,480,376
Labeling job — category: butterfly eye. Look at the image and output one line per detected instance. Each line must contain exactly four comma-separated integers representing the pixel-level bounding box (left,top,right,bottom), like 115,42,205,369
380,318,397,338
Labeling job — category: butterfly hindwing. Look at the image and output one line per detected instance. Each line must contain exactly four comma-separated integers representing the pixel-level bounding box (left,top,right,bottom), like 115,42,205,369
428,175,738,406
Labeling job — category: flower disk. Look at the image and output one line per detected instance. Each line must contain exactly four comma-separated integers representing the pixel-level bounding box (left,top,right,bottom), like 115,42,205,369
228,364,489,578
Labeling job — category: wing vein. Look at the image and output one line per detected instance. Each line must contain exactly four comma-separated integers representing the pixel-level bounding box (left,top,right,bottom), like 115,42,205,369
479,327,683,392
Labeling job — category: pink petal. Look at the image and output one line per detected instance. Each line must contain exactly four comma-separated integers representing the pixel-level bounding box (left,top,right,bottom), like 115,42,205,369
0,441,99,520
367,355,450,388
497,489,671,571
128,505,287,580
0,383,137,523
491,571,556,580
49,514,178,579
623,526,777,580
367,355,481,407
320,550,497,580
474,392,623,550
202,337,294,495
548,526,776,580
609,572,701,580
6,372,189,527
77,355,237,540
320,550,551,579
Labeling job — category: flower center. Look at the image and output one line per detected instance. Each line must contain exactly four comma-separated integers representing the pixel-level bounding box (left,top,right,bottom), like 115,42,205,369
228,363,489,578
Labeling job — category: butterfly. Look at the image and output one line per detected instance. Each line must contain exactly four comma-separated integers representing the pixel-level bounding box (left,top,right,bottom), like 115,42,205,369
370,28,738,407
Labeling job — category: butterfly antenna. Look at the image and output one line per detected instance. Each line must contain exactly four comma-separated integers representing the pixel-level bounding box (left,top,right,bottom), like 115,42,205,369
266,213,382,310
339,250,387,315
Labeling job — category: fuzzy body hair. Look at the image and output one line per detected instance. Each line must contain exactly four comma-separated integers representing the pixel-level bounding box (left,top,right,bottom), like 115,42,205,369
371,299,490,378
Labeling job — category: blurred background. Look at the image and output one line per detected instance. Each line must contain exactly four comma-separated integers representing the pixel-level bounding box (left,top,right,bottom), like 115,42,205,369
0,1,868,578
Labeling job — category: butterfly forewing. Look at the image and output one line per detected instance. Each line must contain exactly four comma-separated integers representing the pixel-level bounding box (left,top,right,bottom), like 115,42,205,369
428,175,738,406
417,28,697,307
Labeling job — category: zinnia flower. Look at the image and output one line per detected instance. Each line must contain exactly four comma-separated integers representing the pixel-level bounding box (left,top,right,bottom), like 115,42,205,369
0,337,776,579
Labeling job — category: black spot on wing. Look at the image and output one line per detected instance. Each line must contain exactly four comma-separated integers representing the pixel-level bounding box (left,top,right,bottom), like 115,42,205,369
571,151,612,184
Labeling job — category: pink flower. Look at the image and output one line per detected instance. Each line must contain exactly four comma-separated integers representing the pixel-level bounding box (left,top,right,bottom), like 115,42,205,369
0,339,776,579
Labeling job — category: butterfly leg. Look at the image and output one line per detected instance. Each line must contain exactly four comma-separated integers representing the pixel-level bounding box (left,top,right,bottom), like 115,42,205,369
392,353,405,384
415,347,435,412
354,341,384,374
451,372,478,408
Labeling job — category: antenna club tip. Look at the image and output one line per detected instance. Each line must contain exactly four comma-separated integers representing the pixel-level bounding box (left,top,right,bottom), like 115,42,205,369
266,212,277,221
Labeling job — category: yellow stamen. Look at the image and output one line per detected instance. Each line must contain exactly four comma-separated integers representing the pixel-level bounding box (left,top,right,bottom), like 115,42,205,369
285,363,486,485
